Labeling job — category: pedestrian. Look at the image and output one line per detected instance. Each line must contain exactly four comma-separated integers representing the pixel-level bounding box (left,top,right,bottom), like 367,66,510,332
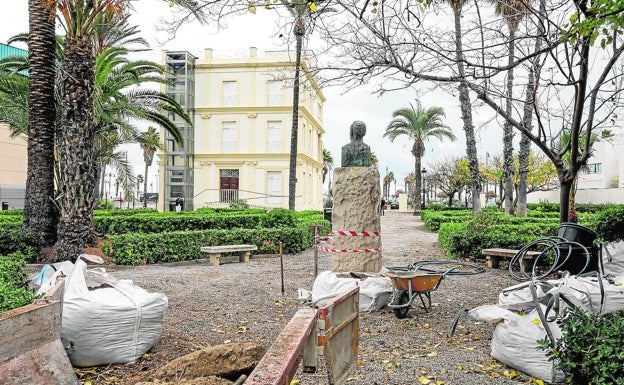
380,198,386,216
175,196,182,213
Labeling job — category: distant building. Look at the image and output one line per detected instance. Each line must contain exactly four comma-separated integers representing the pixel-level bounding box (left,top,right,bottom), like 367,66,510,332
528,134,624,204
159,47,326,211
0,43,28,210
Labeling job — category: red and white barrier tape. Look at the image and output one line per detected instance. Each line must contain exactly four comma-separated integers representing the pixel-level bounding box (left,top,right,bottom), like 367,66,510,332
317,245,381,253
330,230,380,237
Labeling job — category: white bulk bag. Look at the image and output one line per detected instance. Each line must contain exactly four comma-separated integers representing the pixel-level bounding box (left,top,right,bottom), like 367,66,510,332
469,303,565,383
61,258,168,367
311,271,392,312
601,241,624,276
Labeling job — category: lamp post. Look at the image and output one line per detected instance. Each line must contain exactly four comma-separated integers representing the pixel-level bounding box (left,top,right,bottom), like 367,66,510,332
421,168,427,210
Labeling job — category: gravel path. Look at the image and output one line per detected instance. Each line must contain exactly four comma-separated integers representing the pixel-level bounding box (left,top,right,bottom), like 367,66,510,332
99,210,526,385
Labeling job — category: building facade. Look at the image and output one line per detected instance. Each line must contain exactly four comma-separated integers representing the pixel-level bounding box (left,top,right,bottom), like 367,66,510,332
528,134,624,204
159,48,326,211
0,43,28,210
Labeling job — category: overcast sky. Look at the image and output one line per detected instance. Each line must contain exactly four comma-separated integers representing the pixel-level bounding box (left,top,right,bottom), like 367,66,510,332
1,2,500,193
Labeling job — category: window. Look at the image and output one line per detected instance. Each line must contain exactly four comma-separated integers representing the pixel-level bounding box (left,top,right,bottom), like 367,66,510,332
267,80,282,106
267,121,282,153
222,81,237,107
267,172,282,206
222,121,236,153
587,163,602,174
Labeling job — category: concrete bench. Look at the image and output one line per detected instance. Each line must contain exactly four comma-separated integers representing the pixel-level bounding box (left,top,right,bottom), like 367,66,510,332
482,248,541,269
200,244,258,266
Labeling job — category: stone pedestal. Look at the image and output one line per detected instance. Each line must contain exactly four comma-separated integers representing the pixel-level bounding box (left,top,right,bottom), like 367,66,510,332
331,167,382,272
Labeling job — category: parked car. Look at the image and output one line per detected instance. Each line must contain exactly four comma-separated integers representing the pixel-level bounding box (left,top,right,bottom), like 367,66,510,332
390,200,399,209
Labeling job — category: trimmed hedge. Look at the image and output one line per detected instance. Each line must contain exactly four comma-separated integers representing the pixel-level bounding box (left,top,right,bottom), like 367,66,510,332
94,213,265,235
587,205,624,242
438,214,559,260
104,225,322,265
0,252,35,311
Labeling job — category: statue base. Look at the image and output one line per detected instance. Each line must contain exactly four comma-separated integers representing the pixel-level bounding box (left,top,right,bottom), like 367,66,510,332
331,167,382,273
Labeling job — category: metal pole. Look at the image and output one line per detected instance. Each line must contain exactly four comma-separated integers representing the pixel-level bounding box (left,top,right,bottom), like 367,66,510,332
314,227,319,277
279,241,284,296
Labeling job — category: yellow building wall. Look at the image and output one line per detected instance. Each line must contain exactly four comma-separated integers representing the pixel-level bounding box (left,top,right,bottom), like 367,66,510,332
192,48,325,210
0,124,27,186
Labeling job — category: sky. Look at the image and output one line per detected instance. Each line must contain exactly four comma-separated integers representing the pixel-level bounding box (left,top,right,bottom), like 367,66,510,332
0,1,502,193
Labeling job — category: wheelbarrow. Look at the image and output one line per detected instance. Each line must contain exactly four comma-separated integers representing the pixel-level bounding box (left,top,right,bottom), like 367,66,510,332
385,266,454,319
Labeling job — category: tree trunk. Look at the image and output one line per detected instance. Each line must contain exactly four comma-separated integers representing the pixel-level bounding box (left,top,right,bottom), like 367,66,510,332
144,163,150,208
54,37,97,261
517,0,545,218
559,178,573,223
23,0,58,251
453,7,482,215
502,29,515,216
288,20,304,211
413,156,422,215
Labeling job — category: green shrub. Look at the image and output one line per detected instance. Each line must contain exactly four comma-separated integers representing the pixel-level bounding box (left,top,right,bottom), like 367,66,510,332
0,230,38,261
229,199,250,209
262,208,297,228
104,225,319,265
528,202,559,212
422,211,474,231
438,214,559,260
0,252,35,312
587,205,624,242
539,307,624,385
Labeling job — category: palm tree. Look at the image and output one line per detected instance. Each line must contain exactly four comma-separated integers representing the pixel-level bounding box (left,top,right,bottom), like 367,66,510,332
384,100,456,215
404,172,416,206
370,152,379,167
23,0,57,248
445,0,483,214
282,1,315,211
53,0,128,261
0,43,186,214
383,171,395,200
490,0,530,216
322,148,333,184
138,126,160,208
92,46,186,206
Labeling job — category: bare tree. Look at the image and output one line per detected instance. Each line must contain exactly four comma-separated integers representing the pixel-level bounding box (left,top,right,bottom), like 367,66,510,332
314,0,624,223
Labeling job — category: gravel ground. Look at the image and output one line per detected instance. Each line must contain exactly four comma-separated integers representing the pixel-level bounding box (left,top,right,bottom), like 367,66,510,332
82,210,530,385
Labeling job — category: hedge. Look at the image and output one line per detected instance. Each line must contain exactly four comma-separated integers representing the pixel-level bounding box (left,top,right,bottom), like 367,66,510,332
0,252,35,311
438,217,559,260
103,224,324,265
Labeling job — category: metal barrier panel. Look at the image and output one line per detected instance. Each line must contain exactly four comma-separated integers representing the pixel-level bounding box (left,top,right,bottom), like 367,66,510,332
317,286,360,385
245,308,317,385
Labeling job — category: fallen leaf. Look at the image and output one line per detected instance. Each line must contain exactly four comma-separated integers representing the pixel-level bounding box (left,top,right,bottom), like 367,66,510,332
418,375,431,384
290,380,300,385
426,351,438,357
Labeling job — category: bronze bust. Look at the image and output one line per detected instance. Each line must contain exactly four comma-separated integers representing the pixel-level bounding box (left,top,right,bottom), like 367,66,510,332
341,120,372,167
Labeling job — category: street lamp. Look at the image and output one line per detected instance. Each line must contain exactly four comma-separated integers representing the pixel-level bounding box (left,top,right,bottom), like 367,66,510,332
421,168,427,210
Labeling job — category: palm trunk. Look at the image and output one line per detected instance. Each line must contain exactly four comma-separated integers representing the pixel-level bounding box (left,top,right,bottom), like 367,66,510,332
503,29,516,216
143,163,149,208
288,20,304,211
24,0,58,250
453,6,482,214
414,156,423,215
518,0,546,218
54,37,97,261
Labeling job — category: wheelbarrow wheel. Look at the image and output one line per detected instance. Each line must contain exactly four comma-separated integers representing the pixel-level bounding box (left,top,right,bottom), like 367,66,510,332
391,290,410,319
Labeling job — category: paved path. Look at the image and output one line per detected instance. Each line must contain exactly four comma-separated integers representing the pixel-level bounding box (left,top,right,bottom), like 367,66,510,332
380,209,446,267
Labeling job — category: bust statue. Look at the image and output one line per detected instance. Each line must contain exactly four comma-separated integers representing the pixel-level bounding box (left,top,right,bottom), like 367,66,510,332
341,120,372,167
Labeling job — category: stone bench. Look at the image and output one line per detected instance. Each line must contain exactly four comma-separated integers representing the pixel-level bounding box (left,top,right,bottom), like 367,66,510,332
200,244,258,266
482,248,541,269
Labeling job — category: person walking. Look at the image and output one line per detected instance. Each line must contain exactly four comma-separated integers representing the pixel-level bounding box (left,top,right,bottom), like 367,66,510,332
380,198,386,216
175,196,182,213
